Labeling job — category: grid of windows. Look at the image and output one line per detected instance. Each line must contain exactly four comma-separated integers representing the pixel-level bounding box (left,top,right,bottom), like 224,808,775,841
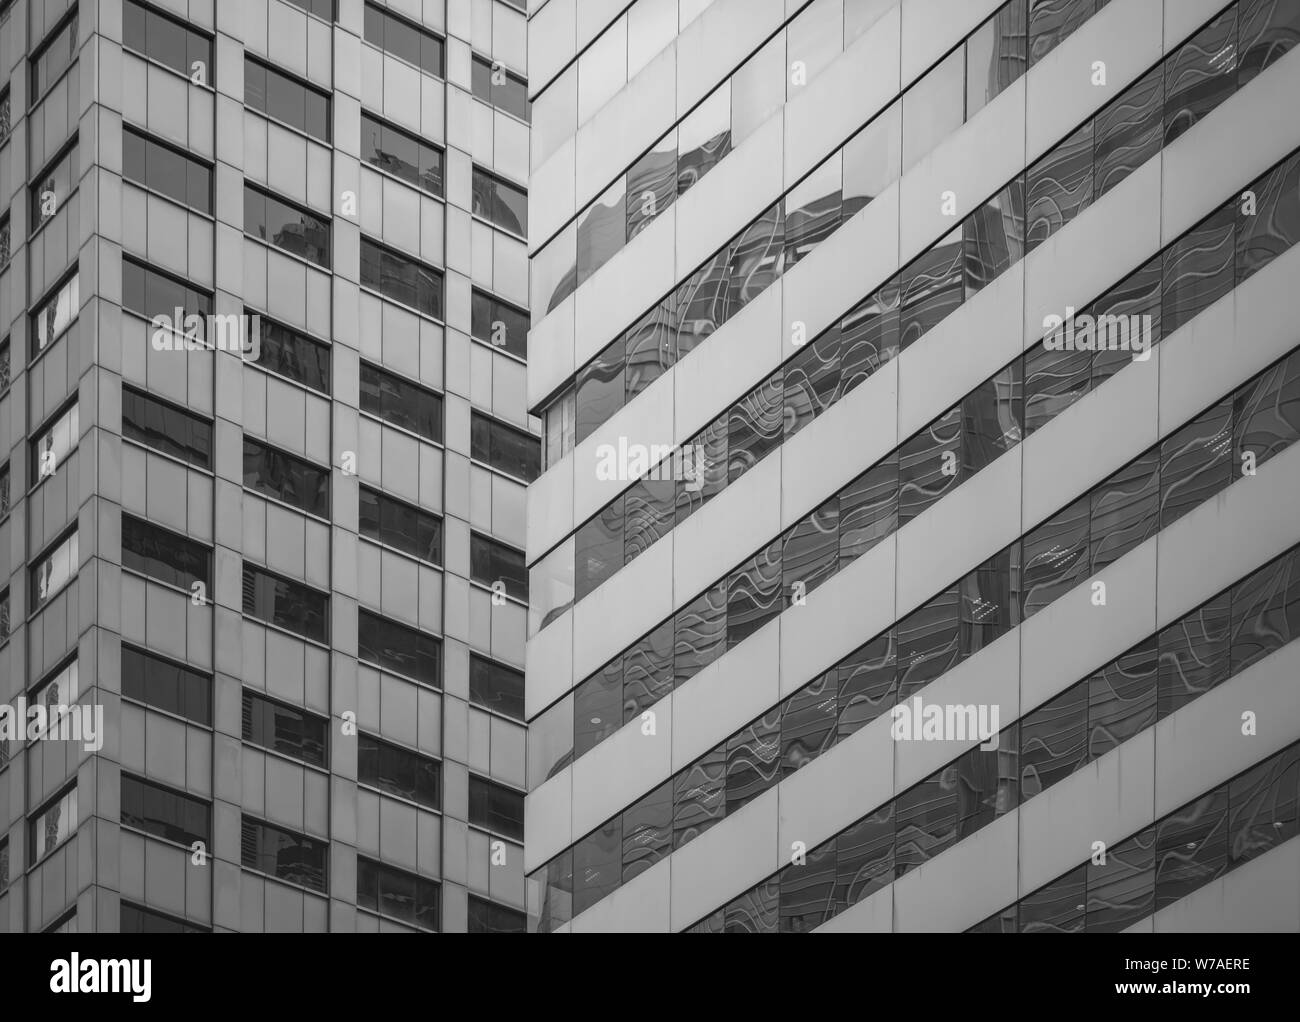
31,11,78,98
123,0,213,83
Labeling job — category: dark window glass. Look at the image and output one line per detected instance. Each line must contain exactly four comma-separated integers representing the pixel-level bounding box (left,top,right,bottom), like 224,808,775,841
31,531,77,610
778,838,838,932
673,746,725,850
0,89,10,149
283,0,335,19
123,126,212,213
1159,397,1232,529
673,579,727,689
471,167,527,235
726,200,784,314
471,289,528,359
575,334,624,445
782,496,839,602
242,563,328,642
624,479,675,566
1237,151,1300,284
1026,120,1094,253
1020,682,1088,799
120,903,207,933
783,158,841,271
573,818,622,914
837,632,897,742
121,774,210,847
468,895,526,933
123,0,212,83
122,257,212,326
358,608,441,686
1094,65,1162,199
470,54,529,121
1089,448,1159,571
1240,0,1300,90
469,654,524,720
899,404,961,524
960,548,1015,658
0,213,8,269
470,412,539,482
31,142,78,230
31,273,80,358
243,437,330,517
894,765,960,877
899,227,963,349
31,12,78,98
1162,202,1235,336
1230,547,1300,675
963,179,1025,295
621,781,672,884
836,803,894,908
574,658,622,757
675,413,728,525
785,325,843,439
0,462,8,518
1024,340,1091,435
1233,348,1300,473
839,453,898,567
1088,638,1157,759
966,0,1028,118
122,645,212,726
728,371,783,483
359,237,442,317
357,857,440,930
360,111,443,195
358,732,440,810
530,849,573,933
576,500,623,601
359,486,441,563
1228,745,1300,869
244,185,330,267
468,775,524,840
1164,6,1239,145
28,786,76,861
726,536,783,649
362,3,444,77
1158,591,1231,719
1028,0,1096,67
359,361,443,443
896,584,961,700
780,675,834,780
122,385,212,468
1020,494,1089,619
252,315,331,393
244,57,330,142
121,514,210,589
241,689,328,768
1155,786,1228,910
1086,826,1155,932
1020,863,1086,932
470,533,527,601
240,816,327,891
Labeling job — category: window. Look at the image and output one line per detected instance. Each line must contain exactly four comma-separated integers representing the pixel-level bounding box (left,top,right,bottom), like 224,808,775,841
32,530,78,610
123,126,213,214
243,437,330,517
471,55,529,121
123,0,213,83
242,689,328,768
121,514,210,589
0,588,8,644
122,646,211,725
470,533,528,601
31,400,79,485
471,167,527,235
470,412,539,482
31,11,78,98
244,184,331,267
0,837,7,891
250,314,331,394
29,658,78,738
0,462,8,517
241,816,327,892
359,486,441,564
0,213,9,268
359,237,443,317
360,111,443,195
363,3,444,77
30,785,77,862
0,339,8,392
0,87,9,147
357,857,440,930
122,385,213,468
471,289,528,359
120,903,207,933
242,563,329,643
359,361,443,442
284,0,335,19
468,774,524,840
469,654,524,720
244,57,330,142
358,732,441,810
468,895,526,933
122,258,211,329
120,774,210,847
357,608,441,687
32,273,79,358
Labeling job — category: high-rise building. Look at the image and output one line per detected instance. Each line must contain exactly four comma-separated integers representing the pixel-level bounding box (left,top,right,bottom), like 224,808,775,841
0,0,537,933
523,0,1300,932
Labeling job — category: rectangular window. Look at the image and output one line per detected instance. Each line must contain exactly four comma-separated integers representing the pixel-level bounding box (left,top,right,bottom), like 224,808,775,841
122,645,211,726
31,530,78,610
0,213,8,268
244,57,330,142
123,126,213,214
122,257,211,328
470,412,539,482
363,3,444,77
359,237,443,318
240,816,328,893
121,514,211,590
468,895,526,933
29,785,77,862
250,314,331,394
0,88,10,147
471,54,529,121
470,289,528,359
120,903,207,933
29,659,79,739
0,588,8,645
122,385,212,468
243,437,330,517
357,856,440,930
360,111,443,196
31,11,78,99
284,0,335,19
241,689,328,768
471,167,527,235
123,0,213,83
0,339,8,392
359,361,443,443
120,773,210,847
359,486,441,564
469,654,524,721
31,400,78,485
357,608,441,687
244,184,331,268
470,533,528,601
32,272,79,358
0,462,8,517
242,563,329,643
358,732,441,810
468,775,524,841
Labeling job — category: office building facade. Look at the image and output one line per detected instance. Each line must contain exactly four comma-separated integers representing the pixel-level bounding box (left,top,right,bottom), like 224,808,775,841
0,0,537,932
523,0,1300,932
